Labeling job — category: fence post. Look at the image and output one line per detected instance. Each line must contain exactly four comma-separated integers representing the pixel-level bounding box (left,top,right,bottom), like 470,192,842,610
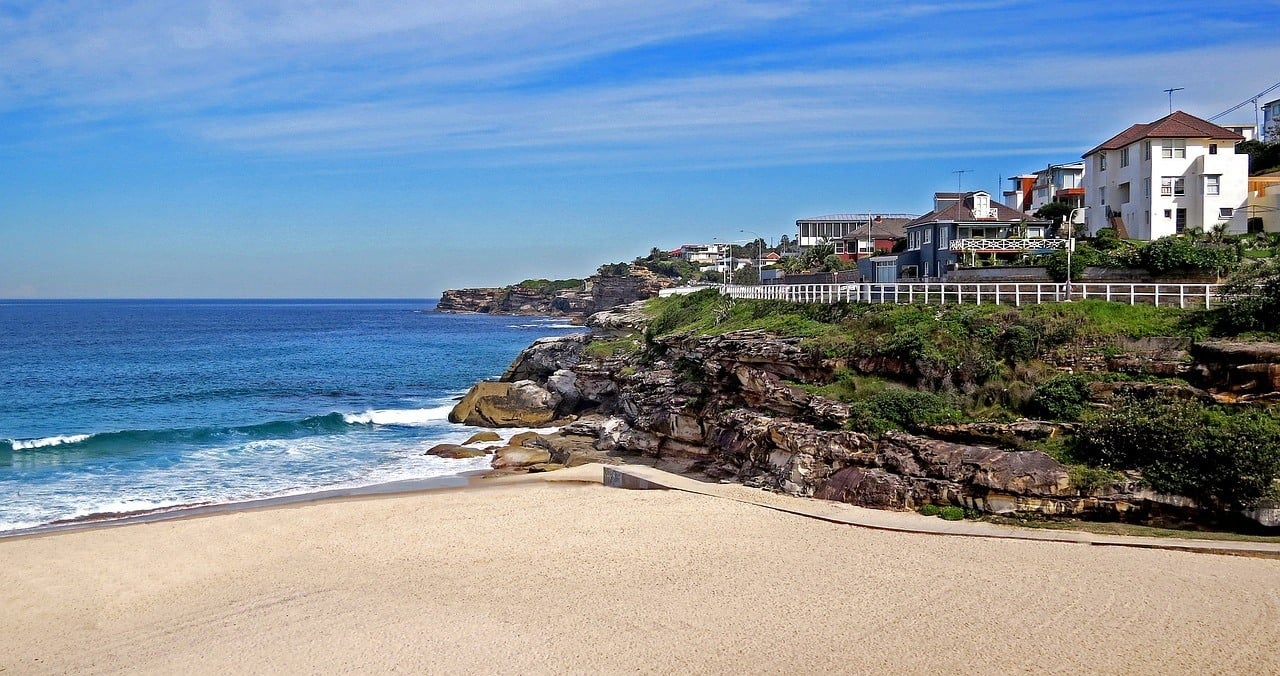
1179,285,1185,309
1015,285,1021,307
1205,285,1211,309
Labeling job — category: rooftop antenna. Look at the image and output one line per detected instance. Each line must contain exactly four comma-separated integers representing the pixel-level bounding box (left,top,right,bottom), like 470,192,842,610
952,169,972,193
1163,87,1184,114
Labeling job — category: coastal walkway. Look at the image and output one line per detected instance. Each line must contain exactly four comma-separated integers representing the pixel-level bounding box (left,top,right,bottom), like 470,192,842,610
551,463,1280,558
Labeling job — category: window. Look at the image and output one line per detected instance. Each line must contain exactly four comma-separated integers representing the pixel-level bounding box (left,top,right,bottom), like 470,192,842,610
1161,138,1186,159
1144,140,1152,160
1164,209,1172,218
1220,207,1234,219
1175,208,1187,233
1144,177,1151,198
922,229,931,245
1205,175,1220,196
1099,187,1106,205
908,231,919,250
1161,176,1185,196
1145,210,1151,226
1098,153,1107,171
1209,143,1218,155
1120,147,1130,167
939,227,949,247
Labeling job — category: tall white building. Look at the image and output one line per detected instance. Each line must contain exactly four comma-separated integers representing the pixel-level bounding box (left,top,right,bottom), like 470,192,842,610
1081,111,1248,239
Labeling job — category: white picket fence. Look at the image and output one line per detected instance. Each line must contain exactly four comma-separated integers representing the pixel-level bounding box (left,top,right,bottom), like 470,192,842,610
717,282,1223,308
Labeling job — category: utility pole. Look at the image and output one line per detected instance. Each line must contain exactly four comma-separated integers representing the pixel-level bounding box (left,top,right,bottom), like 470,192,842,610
1163,87,1184,114
952,169,972,193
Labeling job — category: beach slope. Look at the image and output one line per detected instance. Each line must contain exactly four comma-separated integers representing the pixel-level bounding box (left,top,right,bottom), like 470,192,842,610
3,481,1278,674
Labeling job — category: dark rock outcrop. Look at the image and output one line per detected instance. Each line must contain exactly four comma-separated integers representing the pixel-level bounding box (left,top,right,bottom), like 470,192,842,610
437,267,677,321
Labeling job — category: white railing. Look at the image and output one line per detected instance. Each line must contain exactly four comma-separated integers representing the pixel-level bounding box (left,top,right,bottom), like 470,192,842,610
949,238,1069,252
723,282,1223,308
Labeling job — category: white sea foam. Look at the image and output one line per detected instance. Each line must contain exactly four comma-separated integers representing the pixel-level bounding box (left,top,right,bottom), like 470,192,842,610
342,404,454,426
7,434,93,450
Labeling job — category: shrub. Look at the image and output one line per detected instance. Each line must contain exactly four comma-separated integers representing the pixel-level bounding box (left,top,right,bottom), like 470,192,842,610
847,389,962,435
939,506,965,521
1027,373,1091,420
919,504,941,517
1139,236,1234,276
1211,256,1280,334
1072,394,1280,508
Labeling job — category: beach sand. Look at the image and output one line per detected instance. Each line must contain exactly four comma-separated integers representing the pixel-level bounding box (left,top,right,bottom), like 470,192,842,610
3,479,1278,675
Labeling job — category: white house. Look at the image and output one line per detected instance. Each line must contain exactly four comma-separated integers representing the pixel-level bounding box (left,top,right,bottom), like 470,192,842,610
677,243,727,264
1004,162,1086,214
1081,111,1248,239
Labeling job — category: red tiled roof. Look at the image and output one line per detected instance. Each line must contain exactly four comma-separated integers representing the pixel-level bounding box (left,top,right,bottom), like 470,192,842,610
906,192,1048,227
1083,110,1244,157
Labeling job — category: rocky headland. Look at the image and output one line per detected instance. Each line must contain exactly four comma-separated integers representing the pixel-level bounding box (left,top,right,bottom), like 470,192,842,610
436,265,677,322
439,297,1280,531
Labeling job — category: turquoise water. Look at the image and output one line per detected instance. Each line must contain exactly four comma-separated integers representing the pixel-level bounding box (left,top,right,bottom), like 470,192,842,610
0,300,581,531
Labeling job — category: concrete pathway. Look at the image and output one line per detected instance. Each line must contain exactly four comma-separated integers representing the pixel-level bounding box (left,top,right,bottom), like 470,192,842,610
547,463,1280,558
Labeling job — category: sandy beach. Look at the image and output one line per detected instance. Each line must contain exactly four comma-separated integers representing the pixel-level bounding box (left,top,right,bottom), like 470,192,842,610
3,478,1279,675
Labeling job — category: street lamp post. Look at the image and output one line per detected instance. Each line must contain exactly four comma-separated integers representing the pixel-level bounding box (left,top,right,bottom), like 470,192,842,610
1065,206,1090,301
740,229,767,284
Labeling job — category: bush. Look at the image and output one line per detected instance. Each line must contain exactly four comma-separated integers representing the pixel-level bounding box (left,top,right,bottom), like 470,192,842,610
1211,256,1280,334
1027,373,1091,420
1072,394,1280,508
939,506,965,521
919,504,941,517
847,389,962,435
1139,236,1234,276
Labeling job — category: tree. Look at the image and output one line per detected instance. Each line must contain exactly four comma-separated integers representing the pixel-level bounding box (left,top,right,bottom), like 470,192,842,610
731,264,759,285
1034,201,1075,226
1236,139,1280,175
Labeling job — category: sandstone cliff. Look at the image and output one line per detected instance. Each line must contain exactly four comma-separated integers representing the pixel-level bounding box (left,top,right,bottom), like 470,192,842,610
448,301,1280,529
437,267,676,320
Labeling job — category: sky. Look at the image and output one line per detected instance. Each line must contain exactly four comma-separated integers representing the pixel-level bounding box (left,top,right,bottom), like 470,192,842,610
2,0,1279,298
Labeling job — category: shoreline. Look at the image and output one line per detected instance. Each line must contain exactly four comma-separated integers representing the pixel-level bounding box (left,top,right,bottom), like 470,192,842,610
0,467,503,542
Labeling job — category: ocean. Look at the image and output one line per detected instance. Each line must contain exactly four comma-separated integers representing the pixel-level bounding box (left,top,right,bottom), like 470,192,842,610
0,299,582,533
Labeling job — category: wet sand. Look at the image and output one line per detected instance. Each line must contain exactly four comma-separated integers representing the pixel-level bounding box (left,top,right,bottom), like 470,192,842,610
3,479,1278,674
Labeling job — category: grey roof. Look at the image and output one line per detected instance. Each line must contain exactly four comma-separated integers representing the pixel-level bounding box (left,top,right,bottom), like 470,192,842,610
798,213,920,222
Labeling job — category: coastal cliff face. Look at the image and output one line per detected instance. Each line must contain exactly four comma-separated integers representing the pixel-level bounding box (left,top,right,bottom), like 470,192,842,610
449,301,1280,529
437,267,675,320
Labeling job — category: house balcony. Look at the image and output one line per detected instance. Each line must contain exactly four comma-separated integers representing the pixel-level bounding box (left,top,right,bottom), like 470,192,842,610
950,238,1070,252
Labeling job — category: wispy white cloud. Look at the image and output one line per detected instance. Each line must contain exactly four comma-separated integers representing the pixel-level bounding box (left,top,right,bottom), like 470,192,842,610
3,0,1277,169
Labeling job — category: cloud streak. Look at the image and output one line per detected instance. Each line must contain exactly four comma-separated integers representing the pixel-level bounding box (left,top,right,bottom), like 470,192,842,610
3,0,1278,169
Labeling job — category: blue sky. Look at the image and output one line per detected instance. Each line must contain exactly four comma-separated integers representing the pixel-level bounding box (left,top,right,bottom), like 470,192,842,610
2,0,1278,297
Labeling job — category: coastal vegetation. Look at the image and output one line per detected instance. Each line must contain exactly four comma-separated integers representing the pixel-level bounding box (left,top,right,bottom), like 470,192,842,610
642,285,1280,513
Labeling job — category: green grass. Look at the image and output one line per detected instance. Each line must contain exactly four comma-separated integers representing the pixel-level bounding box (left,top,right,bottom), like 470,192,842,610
584,335,643,359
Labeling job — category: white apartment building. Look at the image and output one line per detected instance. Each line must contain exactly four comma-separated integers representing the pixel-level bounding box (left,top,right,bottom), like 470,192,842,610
1081,111,1248,239
1004,162,1086,214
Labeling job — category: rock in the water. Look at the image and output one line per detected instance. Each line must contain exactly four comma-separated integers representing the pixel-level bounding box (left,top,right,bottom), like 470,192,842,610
463,431,502,445
448,380,562,427
424,444,488,459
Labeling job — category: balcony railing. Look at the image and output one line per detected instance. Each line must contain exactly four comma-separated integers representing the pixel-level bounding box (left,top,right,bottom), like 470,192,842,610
949,238,1069,252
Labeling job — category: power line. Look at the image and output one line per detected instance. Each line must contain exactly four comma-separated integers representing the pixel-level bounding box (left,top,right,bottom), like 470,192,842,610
1209,80,1280,122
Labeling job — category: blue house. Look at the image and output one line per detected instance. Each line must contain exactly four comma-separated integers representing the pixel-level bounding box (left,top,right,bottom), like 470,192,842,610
860,191,1057,281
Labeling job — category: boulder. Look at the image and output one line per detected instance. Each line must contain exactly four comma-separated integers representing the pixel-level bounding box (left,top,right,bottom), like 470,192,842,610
502,334,588,383
424,444,488,459
448,380,562,427
815,467,910,509
463,431,502,445
491,446,552,469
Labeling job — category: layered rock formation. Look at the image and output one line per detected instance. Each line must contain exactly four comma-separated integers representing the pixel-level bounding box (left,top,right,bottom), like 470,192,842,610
436,267,677,321
448,306,1280,528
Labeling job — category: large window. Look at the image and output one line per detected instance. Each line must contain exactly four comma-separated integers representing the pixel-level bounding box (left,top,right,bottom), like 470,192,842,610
1144,177,1151,198
1098,153,1107,171
1161,139,1186,159
1120,147,1130,167
1144,140,1152,160
1205,175,1220,196
1161,176,1185,196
